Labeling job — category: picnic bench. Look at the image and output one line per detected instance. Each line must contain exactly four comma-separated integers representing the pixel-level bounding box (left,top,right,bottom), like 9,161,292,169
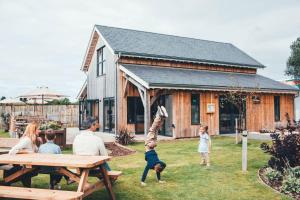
0,138,19,155
0,153,120,200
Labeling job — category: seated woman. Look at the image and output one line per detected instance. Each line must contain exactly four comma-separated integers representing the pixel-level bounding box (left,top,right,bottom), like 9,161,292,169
4,122,41,187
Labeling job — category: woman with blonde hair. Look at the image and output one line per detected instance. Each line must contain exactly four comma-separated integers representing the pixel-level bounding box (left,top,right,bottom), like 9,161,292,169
9,121,40,155
4,121,41,187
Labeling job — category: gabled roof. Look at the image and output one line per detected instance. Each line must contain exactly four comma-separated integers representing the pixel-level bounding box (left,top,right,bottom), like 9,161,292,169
95,25,265,68
120,64,299,93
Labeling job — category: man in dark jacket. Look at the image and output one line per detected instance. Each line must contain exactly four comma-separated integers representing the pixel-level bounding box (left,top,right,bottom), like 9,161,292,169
141,141,166,186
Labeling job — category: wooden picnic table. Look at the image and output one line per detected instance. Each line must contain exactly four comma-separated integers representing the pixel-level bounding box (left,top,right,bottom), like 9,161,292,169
0,153,115,200
0,148,9,155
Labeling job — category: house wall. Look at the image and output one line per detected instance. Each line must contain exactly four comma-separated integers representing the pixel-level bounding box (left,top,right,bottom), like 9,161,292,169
86,31,117,131
118,77,296,137
119,57,257,74
246,94,295,132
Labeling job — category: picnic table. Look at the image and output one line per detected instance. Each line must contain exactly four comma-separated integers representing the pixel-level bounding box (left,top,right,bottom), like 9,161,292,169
0,153,116,200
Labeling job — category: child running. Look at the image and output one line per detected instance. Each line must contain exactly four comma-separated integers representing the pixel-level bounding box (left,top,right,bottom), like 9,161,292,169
198,125,211,166
141,105,168,186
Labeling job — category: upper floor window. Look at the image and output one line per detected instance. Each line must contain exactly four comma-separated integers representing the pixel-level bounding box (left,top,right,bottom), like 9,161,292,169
191,94,200,125
96,46,105,76
274,96,280,122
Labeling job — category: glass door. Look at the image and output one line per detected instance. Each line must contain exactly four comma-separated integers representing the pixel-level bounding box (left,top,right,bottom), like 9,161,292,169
103,98,115,133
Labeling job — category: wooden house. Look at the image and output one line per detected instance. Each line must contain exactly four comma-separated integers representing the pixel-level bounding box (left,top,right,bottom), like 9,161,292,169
78,25,299,137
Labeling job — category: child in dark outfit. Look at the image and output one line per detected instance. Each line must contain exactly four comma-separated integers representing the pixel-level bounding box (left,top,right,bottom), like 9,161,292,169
141,106,168,186
141,141,166,186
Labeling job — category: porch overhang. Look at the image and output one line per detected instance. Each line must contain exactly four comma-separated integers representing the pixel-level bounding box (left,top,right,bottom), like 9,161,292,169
119,64,299,95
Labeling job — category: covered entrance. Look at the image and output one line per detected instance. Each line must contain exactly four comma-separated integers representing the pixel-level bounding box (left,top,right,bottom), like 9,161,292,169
219,96,246,134
151,94,173,136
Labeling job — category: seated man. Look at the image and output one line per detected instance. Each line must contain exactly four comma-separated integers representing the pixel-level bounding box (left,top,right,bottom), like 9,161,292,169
73,117,111,174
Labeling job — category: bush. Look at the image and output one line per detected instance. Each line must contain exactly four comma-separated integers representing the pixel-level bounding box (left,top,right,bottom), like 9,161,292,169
260,133,300,172
265,168,282,182
116,128,134,145
290,166,300,178
281,175,300,194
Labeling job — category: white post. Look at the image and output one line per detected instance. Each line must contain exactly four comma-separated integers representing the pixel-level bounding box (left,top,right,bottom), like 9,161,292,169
242,130,248,172
235,118,238,144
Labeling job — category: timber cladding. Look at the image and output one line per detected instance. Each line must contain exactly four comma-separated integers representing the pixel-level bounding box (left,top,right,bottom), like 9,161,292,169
246,94,295,132
118,71,295,136
119,57,257,74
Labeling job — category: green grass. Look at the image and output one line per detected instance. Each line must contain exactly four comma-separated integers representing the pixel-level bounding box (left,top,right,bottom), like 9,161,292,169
0,129,9,138
0,131,291,199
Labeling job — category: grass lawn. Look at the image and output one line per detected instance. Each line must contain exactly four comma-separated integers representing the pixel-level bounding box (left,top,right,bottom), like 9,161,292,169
0,129,9,138
0,131,291,200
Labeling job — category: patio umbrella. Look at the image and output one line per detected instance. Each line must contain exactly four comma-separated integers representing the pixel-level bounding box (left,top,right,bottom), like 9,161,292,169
18,87,68,116
0,98,26,114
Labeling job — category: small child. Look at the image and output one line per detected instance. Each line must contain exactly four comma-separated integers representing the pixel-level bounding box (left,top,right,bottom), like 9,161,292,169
198,125,211,166
38,129,64,189
141,141,166,186
145,105,168,151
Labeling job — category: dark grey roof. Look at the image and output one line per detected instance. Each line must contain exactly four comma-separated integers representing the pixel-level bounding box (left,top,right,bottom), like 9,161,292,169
121,64,299,92
96,25,265,68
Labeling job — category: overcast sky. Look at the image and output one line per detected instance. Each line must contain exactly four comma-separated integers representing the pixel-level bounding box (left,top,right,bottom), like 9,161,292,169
0,0,300,101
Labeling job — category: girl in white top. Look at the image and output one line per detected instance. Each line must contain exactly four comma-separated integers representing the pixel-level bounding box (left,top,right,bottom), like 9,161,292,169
9,122,40,155
198,125,211,166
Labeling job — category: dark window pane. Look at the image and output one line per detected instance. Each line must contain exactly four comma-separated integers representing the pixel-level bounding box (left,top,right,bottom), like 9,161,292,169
191,94,200,124
127,97,136,124
127,97,144,124
274,96,280,122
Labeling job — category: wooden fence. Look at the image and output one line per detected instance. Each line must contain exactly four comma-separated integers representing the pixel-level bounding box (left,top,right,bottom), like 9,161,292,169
0,105,79,128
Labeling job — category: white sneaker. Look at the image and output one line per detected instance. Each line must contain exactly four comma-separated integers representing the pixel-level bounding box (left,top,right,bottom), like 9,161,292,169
141,182,147,186
54,184,62,190
160,106,168,118
158,180,166,184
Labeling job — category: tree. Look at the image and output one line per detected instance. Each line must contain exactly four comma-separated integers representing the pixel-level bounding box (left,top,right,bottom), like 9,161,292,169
1,96,6,100
47,98,71,105
286,37,300,79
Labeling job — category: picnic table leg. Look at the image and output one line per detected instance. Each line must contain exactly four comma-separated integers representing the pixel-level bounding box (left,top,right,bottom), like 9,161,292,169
100,165,116,200
77,169,89,193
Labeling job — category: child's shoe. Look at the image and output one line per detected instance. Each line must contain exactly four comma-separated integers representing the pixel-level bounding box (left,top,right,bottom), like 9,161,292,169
158,180,166,184
54,184,62,190
141,182,147,186
160,106,168,118
206,163,210,167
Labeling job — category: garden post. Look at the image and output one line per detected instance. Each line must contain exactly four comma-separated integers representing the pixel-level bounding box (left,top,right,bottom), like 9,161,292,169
242,130,248,172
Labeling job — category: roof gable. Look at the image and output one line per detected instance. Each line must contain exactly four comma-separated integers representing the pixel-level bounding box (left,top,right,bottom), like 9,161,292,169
95,25,265,68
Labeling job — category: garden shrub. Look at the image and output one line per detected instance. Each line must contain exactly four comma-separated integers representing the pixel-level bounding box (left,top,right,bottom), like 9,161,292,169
281,175,300,194
265,167,282,182
260,113,300,172
116,128,134,145
290,166,300,178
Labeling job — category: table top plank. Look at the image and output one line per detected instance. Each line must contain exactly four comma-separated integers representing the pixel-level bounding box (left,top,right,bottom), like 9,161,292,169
0,153,111,168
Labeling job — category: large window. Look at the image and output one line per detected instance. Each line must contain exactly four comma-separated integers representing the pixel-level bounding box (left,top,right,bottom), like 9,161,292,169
191,94,200,124
127,97,144,124
96,46,105,76
274,96,280,122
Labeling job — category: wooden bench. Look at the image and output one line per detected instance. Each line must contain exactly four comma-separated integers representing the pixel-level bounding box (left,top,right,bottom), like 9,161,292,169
0,138,19,148
107,171,122,181
68,168,122,182
0,186,83,200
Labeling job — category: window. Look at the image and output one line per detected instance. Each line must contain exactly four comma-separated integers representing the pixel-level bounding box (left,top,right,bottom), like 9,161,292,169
96,46,105,76
127,97,144,124
191,94,200,124
274,96,280,122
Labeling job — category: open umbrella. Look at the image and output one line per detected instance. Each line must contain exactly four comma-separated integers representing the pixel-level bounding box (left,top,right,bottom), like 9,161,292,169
18,87,68,116
0,98,26,114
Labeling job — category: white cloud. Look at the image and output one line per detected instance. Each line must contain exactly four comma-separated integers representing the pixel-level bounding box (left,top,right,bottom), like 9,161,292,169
0,0,299,99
